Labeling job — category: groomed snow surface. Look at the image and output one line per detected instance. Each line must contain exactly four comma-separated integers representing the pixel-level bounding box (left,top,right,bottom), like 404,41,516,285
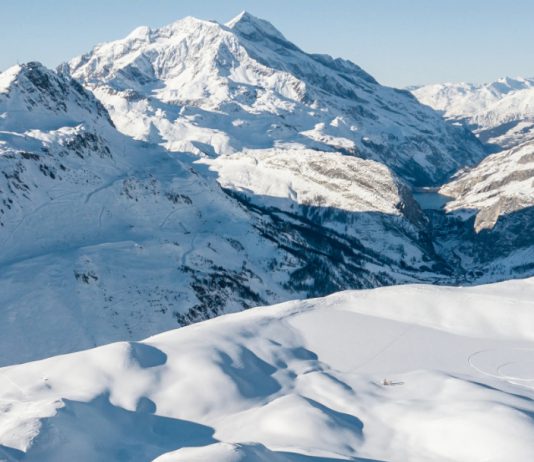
2,279,534,461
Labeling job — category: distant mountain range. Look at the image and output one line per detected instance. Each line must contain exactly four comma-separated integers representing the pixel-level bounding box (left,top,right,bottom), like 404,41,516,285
413,77,534,280
413,76,534,149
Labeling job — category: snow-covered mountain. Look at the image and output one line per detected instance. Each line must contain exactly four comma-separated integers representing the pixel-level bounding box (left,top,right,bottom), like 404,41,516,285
0,62,450,366
2,13,534,368
2,12,534,461
442,140,534,230
2,279,534,461
0,61,113,131
62,12,485,186
413,77,534,149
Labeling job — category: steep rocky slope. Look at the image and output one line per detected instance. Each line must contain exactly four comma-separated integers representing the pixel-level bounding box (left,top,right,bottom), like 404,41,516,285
421,140,534,282
442,140,534,230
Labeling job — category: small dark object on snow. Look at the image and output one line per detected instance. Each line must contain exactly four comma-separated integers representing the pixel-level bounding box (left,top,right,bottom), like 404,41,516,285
382,378,404,386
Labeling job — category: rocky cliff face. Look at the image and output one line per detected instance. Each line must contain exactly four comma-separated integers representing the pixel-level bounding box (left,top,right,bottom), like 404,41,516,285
419,140,534,282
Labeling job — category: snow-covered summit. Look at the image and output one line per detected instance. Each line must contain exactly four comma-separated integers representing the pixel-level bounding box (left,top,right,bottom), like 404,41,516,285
226,11,289,43
63,13,484,186
414,76,534,115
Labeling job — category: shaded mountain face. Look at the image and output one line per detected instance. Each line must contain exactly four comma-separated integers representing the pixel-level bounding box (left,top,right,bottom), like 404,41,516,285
413,77,534,150
0,62,446,365
62,12,485,187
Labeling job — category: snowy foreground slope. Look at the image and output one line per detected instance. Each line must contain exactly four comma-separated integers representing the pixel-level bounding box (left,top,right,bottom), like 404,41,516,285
2,279,534,462
413,77,534,149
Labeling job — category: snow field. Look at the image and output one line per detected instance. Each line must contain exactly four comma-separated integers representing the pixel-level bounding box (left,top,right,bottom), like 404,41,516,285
1,279,534,461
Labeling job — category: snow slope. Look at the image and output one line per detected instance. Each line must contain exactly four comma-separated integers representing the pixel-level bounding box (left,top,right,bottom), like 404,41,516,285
63,12,485,186
0,63,450,366
2,279,534,461
0,63,293,363
413,77,534,149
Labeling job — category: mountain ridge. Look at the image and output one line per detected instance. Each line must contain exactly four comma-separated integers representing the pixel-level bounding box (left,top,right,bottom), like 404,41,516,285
413,76,534,150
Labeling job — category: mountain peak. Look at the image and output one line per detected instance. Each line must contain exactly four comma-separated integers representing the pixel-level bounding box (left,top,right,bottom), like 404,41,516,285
125,25,152,41
65,13,486,186
225,10,287,42
161,15,220,34
226,10,252,24
1,61,63,97
0,61,113,131
0,61,49,90
0,64,23,94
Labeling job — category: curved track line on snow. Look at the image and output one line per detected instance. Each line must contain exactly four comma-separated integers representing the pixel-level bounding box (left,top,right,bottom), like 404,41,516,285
468,348,534,386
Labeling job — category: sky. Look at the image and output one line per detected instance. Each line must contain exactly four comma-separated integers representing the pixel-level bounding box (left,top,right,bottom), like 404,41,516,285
1,0,533,88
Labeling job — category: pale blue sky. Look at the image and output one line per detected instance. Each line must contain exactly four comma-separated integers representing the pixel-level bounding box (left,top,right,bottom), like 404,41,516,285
1,0,533,87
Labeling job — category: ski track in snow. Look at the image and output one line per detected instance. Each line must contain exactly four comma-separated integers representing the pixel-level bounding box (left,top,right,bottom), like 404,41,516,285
468,347,534,386
348,323,416,373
